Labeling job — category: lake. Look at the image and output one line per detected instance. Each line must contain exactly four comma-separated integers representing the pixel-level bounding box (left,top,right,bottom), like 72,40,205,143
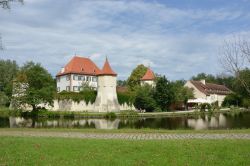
0,112,250,130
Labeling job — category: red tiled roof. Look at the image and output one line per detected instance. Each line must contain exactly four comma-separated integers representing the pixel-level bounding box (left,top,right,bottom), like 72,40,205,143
56,56,101,76
141,68,155,81
98,58,117,76
190,80,231,95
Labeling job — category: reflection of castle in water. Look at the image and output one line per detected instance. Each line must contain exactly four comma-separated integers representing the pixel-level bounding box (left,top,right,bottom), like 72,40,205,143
187,114,227,130
9,117,120,129
9,113,229,130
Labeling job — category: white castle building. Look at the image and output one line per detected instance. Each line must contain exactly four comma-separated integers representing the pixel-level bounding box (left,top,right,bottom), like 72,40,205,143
55,56,123,112
56,56,101,92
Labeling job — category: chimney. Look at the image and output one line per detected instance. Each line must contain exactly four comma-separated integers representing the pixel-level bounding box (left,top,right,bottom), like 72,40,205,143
200,79,206,85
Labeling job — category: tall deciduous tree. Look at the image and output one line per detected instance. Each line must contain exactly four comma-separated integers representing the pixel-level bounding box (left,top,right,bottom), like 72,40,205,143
153,76,174,111
134,85,157,112
0,0,23,9
14,62,55,111
220,36,250,95
0,59,19,97
127,64,147,91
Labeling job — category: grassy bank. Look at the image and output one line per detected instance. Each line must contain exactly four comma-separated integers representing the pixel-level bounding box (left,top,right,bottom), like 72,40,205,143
1,128,250,134
0,107,249,119
0,136,250,166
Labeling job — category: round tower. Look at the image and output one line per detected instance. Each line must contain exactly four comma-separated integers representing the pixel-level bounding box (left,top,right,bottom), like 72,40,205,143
94,58,120,112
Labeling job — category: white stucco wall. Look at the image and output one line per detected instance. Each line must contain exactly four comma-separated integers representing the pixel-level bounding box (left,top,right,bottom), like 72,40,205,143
94,75,120,112
184,81,207,99
57,74,98,92
185,81,227,106
141,80,155,87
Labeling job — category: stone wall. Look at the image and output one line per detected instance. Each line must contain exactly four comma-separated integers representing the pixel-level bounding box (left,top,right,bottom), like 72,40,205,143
45,99,135,112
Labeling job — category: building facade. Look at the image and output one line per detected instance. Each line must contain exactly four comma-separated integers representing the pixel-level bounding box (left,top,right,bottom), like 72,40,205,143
56,56,101,92
140,67,155,86
94,58,120,112
184,80,231,106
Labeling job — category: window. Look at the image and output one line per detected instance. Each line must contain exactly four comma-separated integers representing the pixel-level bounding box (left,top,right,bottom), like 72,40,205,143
73,86,78,92
57,87,60,92
86,76,90,81
83,76,85,81
92,77,97,82
73,75,77,80
78,86,82,91
66,86,70,91
66,75,70,81
78,76,82,81
57,77,60,82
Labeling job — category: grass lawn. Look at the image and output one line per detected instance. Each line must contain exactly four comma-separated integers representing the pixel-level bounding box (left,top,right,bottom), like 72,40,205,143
1,128,250,134
0,136,250,166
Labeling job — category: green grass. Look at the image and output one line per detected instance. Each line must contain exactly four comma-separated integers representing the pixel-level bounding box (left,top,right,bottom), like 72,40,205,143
1,128,250,134
0,136,250,166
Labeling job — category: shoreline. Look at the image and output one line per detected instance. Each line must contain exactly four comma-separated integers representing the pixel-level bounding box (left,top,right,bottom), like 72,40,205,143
0,107,249,118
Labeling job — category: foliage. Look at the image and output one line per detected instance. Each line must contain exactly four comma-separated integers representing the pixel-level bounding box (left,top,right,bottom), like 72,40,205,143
119,110,138,118
12,62,55,111
117,80,127,87
0,59,19,98
199,103,211,112
222,93,242,107
0,91,8,106
171,80,194,105
127,64,147,91
104,112,117,119
134,85,158,112
234,68,250,98
154,76,175,111
0,0,23,9
117,91,135,105
55,90,97,104
242,98,250,108
191,73,217,83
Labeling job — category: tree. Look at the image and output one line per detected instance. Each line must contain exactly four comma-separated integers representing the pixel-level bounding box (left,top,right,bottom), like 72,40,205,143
0,59,19,99
191,73,217,83
13,62,55,111
0,0,23,9
220,36,250,95
171,80,194,109
134,85,157,112
153,76,175,111
127,64,147,91
117,80,127,87
0,0,24,50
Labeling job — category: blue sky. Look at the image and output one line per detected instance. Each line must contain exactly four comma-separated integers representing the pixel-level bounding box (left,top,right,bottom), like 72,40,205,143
0,0,250,80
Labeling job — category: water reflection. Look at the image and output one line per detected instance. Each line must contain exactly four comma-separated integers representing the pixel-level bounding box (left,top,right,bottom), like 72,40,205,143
2,112,250,130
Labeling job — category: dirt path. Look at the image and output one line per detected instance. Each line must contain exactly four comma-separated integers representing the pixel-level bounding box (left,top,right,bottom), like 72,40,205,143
0,130,250,140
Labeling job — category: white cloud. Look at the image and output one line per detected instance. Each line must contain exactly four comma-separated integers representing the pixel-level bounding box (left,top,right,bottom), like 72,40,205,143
0,0,250,80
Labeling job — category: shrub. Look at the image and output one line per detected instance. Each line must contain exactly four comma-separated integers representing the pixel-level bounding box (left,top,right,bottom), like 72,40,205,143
104,112,117,119
117,91,135,105
199,103,211,112
242,98,250,108
0,92,8,106
54,90,97,104
222,93,242,107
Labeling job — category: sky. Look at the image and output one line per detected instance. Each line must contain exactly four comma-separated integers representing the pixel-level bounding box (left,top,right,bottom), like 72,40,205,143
0,0,250,80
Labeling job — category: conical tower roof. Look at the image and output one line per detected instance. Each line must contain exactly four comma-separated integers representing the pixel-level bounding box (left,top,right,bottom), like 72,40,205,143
141,68,155,80
98,57,117,76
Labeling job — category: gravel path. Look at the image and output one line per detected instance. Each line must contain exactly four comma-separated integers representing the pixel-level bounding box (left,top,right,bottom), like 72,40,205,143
0,131,250,140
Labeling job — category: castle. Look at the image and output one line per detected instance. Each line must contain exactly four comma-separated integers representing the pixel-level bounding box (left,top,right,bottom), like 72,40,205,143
56,56,121,112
